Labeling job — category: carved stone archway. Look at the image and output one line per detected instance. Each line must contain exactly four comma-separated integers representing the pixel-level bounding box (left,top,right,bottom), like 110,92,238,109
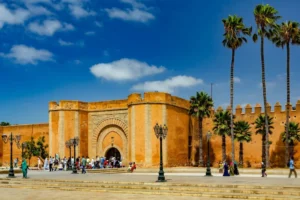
96,126,127,161
103,145,123,160
92,118,128,148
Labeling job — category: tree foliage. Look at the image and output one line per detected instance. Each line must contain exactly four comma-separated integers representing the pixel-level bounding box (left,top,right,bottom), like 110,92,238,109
234,120,252,143
0,122,10,126
23,136,49,164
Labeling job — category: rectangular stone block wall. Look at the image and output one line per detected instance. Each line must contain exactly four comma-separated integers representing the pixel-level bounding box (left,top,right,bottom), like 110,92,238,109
1,123,49,167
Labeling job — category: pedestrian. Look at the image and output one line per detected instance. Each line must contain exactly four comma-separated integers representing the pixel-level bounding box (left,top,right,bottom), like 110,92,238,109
261,162,267,177
37,157,41,170
223,161,230,176
81,156,86,174
49,156,53,172
21,158,28,178
234,161,239,175
44,157,49,170
14,158,18,168
288,156,297,178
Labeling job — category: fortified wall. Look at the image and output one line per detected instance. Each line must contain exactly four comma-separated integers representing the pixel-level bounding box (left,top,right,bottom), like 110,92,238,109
1,92,300,168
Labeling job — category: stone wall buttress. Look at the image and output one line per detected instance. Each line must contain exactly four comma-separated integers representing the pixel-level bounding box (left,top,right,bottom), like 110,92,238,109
74,111,79,156
162,105,168,165
131,106,136,162
49,112,53,156
145,105,152,165
58,111,65,157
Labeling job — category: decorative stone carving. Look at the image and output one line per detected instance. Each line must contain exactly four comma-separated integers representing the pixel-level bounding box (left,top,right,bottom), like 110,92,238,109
79,103,88,110
64,102,74,109
91,112,128,130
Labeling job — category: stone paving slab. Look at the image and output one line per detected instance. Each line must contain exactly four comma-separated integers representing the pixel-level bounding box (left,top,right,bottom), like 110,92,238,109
0,188,223,200
1,170,299,187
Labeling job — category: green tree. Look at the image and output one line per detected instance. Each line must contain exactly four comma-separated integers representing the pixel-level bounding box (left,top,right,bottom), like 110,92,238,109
222,15,252,161
0,122,10,126
255,115,274,165
23,136,49,165
234,120,252,166
23,137,38,166
272,21,300,161
213,110,231,162
252,4,280,167
282,122,300,157
189,91,214,166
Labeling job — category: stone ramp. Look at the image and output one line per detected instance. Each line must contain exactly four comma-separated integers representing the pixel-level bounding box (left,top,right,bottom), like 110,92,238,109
0,178,299,199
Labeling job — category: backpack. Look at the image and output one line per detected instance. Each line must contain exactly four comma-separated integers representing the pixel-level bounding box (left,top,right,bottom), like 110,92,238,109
287,162,290,167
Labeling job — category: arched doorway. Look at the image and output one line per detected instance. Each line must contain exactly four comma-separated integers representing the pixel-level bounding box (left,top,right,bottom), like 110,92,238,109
105,147,121,160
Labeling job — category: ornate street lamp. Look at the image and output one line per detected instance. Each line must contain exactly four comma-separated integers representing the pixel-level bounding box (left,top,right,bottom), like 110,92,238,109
21,142,27,159
205,131,212,176
65,140,72,170
153,123,168,182
70,137,79,174
1,133,21,178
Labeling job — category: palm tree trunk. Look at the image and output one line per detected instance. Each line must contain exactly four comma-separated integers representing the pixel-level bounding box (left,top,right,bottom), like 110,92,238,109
285,42,290,163
260,34,270,168
230,48,235,162
239,142,243,166
290,143,294,157
222,134,226,161
198,117,203,166
262,134,266,164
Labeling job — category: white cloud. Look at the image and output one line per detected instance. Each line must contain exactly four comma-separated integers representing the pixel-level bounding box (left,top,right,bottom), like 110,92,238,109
234,77,241,83
120,0,147,9
28,20,74,36
69,4,96,19
106,0,154,23
132,76,203,93
0,44,53,65
26,5,52,16
58,39,74,46
95,21,103,28
0,4,30,28
90,58,165,81
106,8,154,23
85,31,95,36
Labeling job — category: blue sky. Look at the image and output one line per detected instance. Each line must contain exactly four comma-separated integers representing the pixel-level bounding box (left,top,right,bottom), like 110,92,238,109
0,0,300,124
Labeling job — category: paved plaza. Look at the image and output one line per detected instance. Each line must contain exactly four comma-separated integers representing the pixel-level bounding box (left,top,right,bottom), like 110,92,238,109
0,169,299,200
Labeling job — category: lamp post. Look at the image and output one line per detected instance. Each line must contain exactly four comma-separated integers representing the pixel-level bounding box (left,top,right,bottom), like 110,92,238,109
205,131,212,176
21,142,27,159
153,123,168,182
1,133,21,178
65,140,72,170
70,137,79,174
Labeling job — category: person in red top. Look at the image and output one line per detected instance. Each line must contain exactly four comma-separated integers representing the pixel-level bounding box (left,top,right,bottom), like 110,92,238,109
131,162,136,172
104,160,109,168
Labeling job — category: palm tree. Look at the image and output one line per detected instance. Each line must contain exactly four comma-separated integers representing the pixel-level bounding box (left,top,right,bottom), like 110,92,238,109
252,4,280,167
234,121,252,166
282,122,300,156
213,110,231,162
272,21,300,162
189,91,214,166
255,115,274,165
222,15,252,162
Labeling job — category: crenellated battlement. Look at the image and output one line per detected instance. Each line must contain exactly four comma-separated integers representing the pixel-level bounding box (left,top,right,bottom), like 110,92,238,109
49,92,191,112
49,92,300,114
215,100,300,116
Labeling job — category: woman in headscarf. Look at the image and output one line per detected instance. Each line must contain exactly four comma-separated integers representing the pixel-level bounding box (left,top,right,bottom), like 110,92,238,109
21,158,28,178
223,161,230,176
44,157,48,170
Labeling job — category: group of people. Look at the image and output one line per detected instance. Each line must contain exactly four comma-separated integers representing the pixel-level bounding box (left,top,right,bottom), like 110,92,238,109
42,154,126,173
220,161,239,176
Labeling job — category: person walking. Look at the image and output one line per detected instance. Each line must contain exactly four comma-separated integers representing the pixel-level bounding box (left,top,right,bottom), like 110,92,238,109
288,156,297,178
261,162,267,177
81,156,87,174
37,158,41,170
49,156,53,172
21,158,28,178
14,158,18,168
